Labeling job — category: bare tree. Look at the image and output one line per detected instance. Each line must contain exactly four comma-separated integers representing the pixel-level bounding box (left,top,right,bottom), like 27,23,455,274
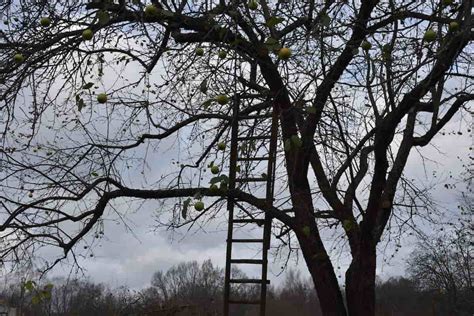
407,223,473,315
0,1,472,315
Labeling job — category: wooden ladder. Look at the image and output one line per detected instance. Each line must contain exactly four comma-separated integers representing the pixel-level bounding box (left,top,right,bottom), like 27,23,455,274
223,96,278,316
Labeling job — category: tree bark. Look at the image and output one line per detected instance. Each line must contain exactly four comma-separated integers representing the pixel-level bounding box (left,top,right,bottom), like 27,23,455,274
299,236,348,316
345,240,377,316
293,188,347,316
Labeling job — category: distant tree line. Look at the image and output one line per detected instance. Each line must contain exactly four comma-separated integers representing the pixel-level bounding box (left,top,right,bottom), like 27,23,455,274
0,228,471,316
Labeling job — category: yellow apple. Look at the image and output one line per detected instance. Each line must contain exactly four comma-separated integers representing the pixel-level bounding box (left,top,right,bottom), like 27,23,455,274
278,47,292,60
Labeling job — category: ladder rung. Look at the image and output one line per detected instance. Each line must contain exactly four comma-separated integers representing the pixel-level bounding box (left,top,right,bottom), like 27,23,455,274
236,177,267,182
236,157,269,162
230,259,264,264
237,135,272,141
229,279,270,284
230,239,264,243
233,219,265,225
228,299,261,305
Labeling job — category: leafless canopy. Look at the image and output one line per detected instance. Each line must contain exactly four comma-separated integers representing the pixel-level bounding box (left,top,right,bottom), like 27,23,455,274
0,1,472,315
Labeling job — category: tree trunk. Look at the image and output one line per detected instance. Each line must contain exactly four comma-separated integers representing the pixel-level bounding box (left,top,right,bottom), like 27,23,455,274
345,241,377,316
297,227,347,316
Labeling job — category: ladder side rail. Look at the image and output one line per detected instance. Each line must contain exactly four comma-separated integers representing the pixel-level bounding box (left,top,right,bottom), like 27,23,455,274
223,95,241,316
260,106,279,316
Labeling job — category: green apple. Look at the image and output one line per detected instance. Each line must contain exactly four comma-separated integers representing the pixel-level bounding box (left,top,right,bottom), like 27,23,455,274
248,0,258,10
215,95,229,105
217,142,226,150
343,220,354,231
145,4,159,17
218,50,227,59
40,17,51,27
194,201,204,211
195,47,204,56
211,165,219,174
291,135,302,148
219,181,228,191
448,21,459,32
97,93,107,104
361,40,372,51
278,47,292,60
13,53,24,64
302,226,311,237
82,29,94,41
209,184,219,193
423,29,437,42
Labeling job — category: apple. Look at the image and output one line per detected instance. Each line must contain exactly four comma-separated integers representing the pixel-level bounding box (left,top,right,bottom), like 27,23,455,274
97,93,107,104
343,220,354,231
218,50,227,59
13,53,24,64
248,0,258,10
194,201,205,211
209,184,219,193
211,165,219,174
302,226,311,237
145,4,159,17
219,181,228,191
215,95,229,105
361,40,372,51
217,142,226,150
423,29,437,42
195,47,204,56
278,47,292,60
40,17,51,27
448,21,459,32
291,135,302,148
82,29,93,41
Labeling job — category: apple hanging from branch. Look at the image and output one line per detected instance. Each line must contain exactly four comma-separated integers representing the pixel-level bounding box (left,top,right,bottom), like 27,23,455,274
82,29,94,41
278,47,292,60
97,93,108,104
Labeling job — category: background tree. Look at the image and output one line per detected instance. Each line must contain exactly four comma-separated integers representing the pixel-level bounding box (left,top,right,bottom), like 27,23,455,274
407,224,473,316
0,1,472,316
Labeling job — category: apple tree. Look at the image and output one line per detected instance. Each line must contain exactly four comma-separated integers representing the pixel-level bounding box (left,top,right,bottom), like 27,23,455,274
0,1,472,315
